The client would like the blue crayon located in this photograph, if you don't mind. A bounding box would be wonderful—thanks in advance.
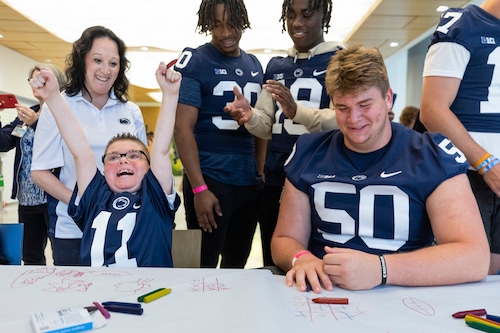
[103,305,144,316]
[487,314,500,324]
[102,301,142,308]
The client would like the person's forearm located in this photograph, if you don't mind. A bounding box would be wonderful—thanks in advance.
[421,106,487,166]
[244,92,275,140]
[31,169,72,204]
[271,235,310,272]
[293,103,338,133]
[174,130,205,188]
[44,94,91,163]
[384,243,488,286]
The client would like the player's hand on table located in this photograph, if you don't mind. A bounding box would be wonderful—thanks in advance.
[285,254,332,294]
[323,247,382,290]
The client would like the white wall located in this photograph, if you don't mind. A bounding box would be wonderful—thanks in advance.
[386,51,408,121]
[0,44,39,102]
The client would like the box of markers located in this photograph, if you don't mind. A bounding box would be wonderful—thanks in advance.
[31,307,92,333]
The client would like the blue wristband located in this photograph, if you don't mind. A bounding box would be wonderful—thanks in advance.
[481,157,500,175]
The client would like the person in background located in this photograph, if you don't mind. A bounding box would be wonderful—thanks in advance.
[30,62,180,267]
[31,26,147,266]
[224,0,344,266]
[399,105,419,128]
[271,45,489,291]
[420,0,500,274]
[388,110,395,121]
[147,131,154,151]
[174,0,265,268]
[0,63,66,265]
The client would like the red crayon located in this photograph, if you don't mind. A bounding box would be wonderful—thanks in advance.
[452,308,487,318]
[312,297,349,305]
[166,59,177,69]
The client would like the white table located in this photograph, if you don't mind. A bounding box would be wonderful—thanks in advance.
[0,265,498,332]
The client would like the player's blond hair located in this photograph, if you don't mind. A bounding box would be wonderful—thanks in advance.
[325,45,390,98]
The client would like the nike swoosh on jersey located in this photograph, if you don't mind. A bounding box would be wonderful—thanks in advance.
[251,71,259,77]
[380,170,402,178]
[313,69,327,76]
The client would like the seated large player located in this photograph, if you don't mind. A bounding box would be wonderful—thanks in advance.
[271,45,489,291]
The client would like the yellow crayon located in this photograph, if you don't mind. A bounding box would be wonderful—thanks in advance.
[142,288,172,303]
[465,314,500,332]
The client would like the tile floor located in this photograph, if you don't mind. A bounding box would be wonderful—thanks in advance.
[0,176,264,269]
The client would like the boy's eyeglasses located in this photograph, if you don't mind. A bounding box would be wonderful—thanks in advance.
[102,150,150,165]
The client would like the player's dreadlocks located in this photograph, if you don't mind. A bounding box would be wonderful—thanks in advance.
[280,0,332,33]
[196,0,251,35]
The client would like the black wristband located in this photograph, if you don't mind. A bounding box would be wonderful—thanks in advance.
[379,255,387,285]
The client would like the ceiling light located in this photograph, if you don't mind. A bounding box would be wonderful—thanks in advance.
[436,6,449,12]
[0,34,3,38]
[389,42,399,48]
[140,46,149,51]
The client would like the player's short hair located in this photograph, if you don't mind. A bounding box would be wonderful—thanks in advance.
[280,0,332,33]
[325,45,390,98]
[196,0,250,34]
[105,133,150,164]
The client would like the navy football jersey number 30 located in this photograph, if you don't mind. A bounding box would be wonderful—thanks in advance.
[176,49,262,131]
[213,80,261,130]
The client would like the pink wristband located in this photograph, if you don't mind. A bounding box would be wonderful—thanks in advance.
[192,184,208,194]
[291,250,311,267]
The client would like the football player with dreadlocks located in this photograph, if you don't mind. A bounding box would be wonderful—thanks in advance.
[224,0,345,266]
[174,0,265,268]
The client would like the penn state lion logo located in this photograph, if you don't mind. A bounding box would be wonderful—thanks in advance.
[112,196,130,210]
